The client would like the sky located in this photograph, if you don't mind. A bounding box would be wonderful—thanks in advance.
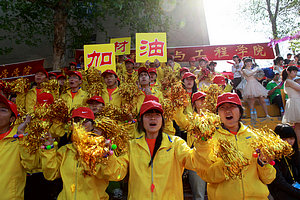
[202,0,290,72]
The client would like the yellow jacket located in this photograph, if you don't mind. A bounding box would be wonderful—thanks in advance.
[61,88,89,113]
[198,123,276,200]
[107,133,210,200]
[174,108,195,147]
[101,87,122,107]
[0,126,39,200]
[25,87,54,113]
[41,144,111,200]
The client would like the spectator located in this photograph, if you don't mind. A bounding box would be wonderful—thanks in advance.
[189,57,197,73]
[282,66,300,145]
[61,71,89,113]
[266,72,284,116]
[208,61,217,74]
[290,53,300,66]
[242,58,270,119]
[274,56,284,74]
[268,124,300,200]
[284,53,293,65]
[232,55,243,99]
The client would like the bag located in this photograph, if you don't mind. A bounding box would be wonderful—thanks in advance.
[236,78,247,91]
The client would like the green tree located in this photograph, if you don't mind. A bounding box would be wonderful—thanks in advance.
[0,0,171,69]
[242,0,299,56]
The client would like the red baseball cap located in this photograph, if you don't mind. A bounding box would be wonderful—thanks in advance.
[57,74,66,80]
[37,93,54,105]
[71,107,95,120]
[143,95,159,103]
[180,67,190,73]
[182,72,196,80]
[138,67,149,76]
[191,91,207,104]
[68,71,82,79]
[216,93,242,109]
[125,59,134,64]
[101,69,117,77]
[49,72,57,78]
[0,94,18,118]
[140,101,163,117]
[86,96,105,105]
[189,57,196,62]
[35,67,49,78]
[148,68,157,74]
[198,57,209,62]
[213,75,226,86]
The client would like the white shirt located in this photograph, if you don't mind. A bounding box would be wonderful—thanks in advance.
[232,62,243,78]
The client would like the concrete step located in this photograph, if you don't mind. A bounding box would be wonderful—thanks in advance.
[242,101,280,118]
[242,117,282,130]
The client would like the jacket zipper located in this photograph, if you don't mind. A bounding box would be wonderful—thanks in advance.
[74,162,78,200]
[151,162,154,200]
[235,135,245,200]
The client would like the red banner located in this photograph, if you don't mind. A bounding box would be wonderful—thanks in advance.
[75,42,275,63]
[168,43,275,62]
[0,59,44,80]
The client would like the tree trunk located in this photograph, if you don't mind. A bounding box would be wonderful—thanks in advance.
[53,1,68,70]
[271,20,280,56]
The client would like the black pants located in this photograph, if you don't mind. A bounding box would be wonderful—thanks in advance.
[271,95,284,115]
[25,173,62,200]
[232,77,242,99]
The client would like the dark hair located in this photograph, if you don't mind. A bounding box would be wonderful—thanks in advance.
[281,66,298,81]
[182,80,198,95]
[242,58,252,69]
[232,55,239,59]
[138,110,165,167]
[274,124,299,160]
[275,56,284,65]
[287,53,292,56]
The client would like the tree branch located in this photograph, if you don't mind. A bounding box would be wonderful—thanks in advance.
[274,0,280,20]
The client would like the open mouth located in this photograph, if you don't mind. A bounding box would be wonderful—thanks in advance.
[225,116,233,120]
[149,123,157,127]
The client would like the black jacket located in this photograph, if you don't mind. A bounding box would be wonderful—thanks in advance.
[268,154,300,200]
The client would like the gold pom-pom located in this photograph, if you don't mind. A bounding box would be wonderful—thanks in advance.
[98,104,134,123]
[86,66,104,96]
[94,117,129,156]
[249,126,294,161]
[159,66,180,93]
[186,111,221,141]
[6,78,30,94]
[72,123,110,175]
[46,99,69,123]
[41,79,60,98]
[201,84,223,113]
[24,119,51,154]
[214,138,250,180]
[161,82,188,120]
[119,73,140,102]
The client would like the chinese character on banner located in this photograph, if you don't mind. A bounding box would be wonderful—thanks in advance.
[110,37,131,55]
[194,49,206,60]
[23,66,32,75]
[174,51,186,61]
[0,69,8,78]
[235,45,248,58]
[12,68,20,77]
[136,33,167,63]
[253,45,266,57]
[214,47,229,58]
[84,44,116,72]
